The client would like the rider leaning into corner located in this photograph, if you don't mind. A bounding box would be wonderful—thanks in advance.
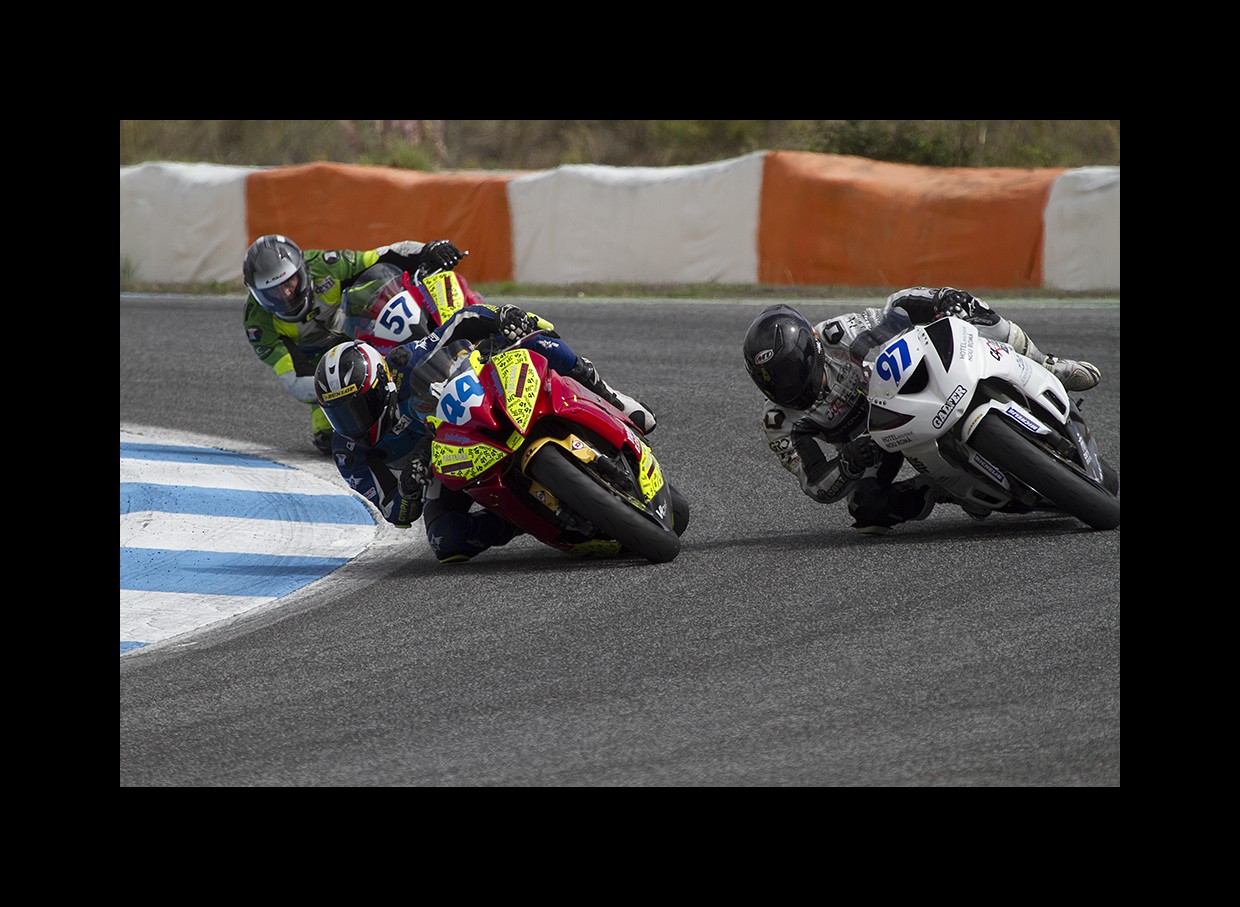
[742,286,1103,535]
[242,234,472,456]
[314,303,659,563]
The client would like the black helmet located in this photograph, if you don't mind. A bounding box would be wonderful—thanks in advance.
[243,234,314,322]
[742,304,826,410]
[314,341,398,446]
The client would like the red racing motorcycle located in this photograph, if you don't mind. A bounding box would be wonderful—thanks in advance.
[410,333,689,563]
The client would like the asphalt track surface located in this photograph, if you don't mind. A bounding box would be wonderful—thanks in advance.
[119,293,1121,787]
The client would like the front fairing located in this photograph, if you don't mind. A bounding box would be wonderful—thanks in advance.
[858,310,973,447]
[860,311,1071,446]
[340,264,429,354]
[408,267,473,328]
[422,343,557,488]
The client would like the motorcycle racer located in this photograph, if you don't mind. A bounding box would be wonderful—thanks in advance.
[242,233,466,456]
[314,303,658,563]
[742,287,1102,534]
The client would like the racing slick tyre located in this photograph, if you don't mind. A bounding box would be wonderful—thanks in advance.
[970,414,1120,530]
[527,445,681,563]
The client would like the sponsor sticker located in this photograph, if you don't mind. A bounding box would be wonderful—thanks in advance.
[973,453,1005,484]
[1005,406,1042,432]
[933,384,968,429]
[323,383,358,401]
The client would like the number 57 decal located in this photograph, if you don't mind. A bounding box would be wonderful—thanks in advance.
[378,294,417,337]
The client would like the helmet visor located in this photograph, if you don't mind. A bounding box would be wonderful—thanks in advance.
[322,380,390,440]
[761,357,820,409]
[251,264,311,321]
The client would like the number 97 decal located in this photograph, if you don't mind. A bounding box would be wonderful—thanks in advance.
[876,338,912,383]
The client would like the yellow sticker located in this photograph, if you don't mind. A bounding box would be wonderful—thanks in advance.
[636,441,665,500]
[491,349,541,433]
[322,383,358,401]
[431,439,509,481]
[421,270,467,323]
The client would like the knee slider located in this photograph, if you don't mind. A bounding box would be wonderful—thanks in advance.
[425,511,475,562]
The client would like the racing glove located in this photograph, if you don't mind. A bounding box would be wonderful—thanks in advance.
[420,239,463,272]
[932,287,975,318]
[394,439,432,527]
[497,304,553,343]
[934,287,999,326]
[837,435,885,479]
[399,439,433,500]
[386,345,411,370]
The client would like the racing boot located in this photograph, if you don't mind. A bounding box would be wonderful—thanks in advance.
[568,355,657,435]
[1005,323,1100,393]
[849,476,937,534]
[1043,355,1101,392]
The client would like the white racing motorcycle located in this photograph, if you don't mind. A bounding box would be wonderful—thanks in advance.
[854,309,1120,530]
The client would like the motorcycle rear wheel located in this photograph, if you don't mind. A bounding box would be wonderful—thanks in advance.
[970,414,1120,530]
[527,445,681,563]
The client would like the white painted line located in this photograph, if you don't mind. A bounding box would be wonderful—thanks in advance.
[119,424,399,656]
[121,589,277,647]
[120,510,375,557]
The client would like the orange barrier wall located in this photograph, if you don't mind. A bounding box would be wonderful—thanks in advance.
[246,163,521,283]
[758,152,1066,289]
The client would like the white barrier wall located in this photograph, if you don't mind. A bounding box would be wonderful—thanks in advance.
[120,162,256,284]
[507,152,765,284]
[1042,167,1121,292]
[119,158,1119,291]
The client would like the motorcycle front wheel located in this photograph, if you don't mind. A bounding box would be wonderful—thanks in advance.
[969,414,1120,530]
[527,445,682,563]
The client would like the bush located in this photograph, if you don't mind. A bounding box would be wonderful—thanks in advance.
[120,120,1120,171]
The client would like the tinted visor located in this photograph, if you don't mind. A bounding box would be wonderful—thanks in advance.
[324,381,389,440]
[252,263,311,321]
[758,360,819,409]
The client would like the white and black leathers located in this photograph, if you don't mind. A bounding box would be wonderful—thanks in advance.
[758,287,1026,504]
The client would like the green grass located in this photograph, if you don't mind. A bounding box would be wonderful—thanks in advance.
[120,278,1115,301]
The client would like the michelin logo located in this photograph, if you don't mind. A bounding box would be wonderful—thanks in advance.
[1004,406,1042,433]
[973,453,1005,484]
